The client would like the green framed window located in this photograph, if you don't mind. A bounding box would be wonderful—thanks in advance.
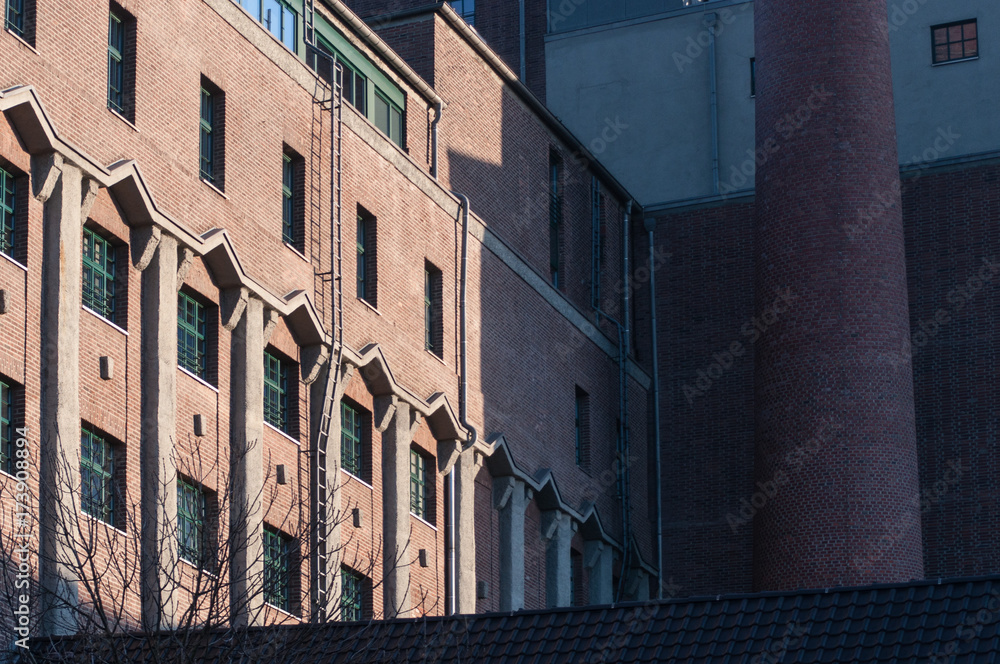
[0,379,13,475]
[409,449,428,520]
[341,566,365,621]
[107,10,126,115]
[263,526,291,612]
[199,86,215,182]
[373,92,403,148]
[83,227,117,321]
[449,0,474,26]
[341,401,364,479]
[282,154,294,244]
[81,426,115,524]
[0,166,15,258]
[264,350,288,433]
[5,0,25,39]
[239,0,297,51]
[549,156,562,287]
[177,478,206,565]
[177,291,207,379]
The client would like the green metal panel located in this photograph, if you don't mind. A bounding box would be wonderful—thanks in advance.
[315,14,405,109]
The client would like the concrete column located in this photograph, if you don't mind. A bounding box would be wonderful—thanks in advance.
[454,448,479,613]
[541,510,574,608]
[584,540,613,605]
[138,233,178,631]
[378,396,412,618]
[493,476,528,611]
[34,154,83,636]
[229,295,265,627]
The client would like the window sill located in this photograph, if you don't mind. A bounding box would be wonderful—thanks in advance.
[200,178,229,200]
[358,298,381,316]
[179,556,219,579]
[426,349,446,366]
[410,512,438,531]
[265,602,302,621]
[932,56,979,66]
[5,28,38,55]
[0,251,27,272]
[107,107,139,132]
[82,305,129,336]
[340,467,374,491]
[283,242,309,263]
[178,366,219,392]
[265,421,300,446]
[82,511,126,536]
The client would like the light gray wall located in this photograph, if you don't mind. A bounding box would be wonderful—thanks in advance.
[545,0,999,207]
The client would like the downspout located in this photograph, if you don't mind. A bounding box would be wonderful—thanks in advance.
[431,101,443,179]
[448,193,479,616]
[623,201,632,356]
[706,12,720,194]
[645,216,664,598]
[519,0,527,82]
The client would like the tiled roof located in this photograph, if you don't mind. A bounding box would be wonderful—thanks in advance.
[28,575,1000,663]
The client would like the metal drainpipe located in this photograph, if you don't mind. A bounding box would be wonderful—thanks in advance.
[431,102,443,179]
[706,12,720,194]
[448,193,479,616]
[645,216,664,597]
[623,200,632,356]
[519,0,527,82]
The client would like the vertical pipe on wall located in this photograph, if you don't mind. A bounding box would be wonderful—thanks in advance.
[706,12,720,194]
[519,0,527,82]
[645,216,664,598]
[431,101,443,179]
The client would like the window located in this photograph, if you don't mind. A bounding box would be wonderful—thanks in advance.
[178,291,207,379]
[549,154,562,288]
[373,91,403,148]
[264,349,289,433]
[0,166,14,259]
[5,0,32,44]
[263,525,292,612]
[449,0,474,26]
[341,400,365,480]
[107,5,135,121]
[338,55,367,115]
[0,379,13,475]
[424,262,443,357]
[82,227,117,322]
[575,387,590,470]
[933,20,978,64]
[356,208,377,306]
[81,426,115,524]
[177,478,206,566]
[237,0,297,51]
[750,57,756,97]
[199,79,225,189]
[410,448,429,521]
[571,549,583,606]
[341,566,367,621]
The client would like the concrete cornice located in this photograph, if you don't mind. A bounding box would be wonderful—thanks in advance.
[0,84,329,349]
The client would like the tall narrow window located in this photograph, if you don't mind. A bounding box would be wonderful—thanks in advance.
[199,79,225,188]
[750,57,756,97]
[81,426,115,524]
[932,20,978,64]
[341,566,366,621]
[5,0,31,43]
[263,526,292,612]
[281,148,304,251]
[356,209,377,306]
[177,478,206,566]
[83,227,117,322]
[549,154,562,288]
[571,549,584,606]
[575,387,590,471]
[107,6,135,121]
[410,448,429,521]
[424,262,443,357]
[264,349,289,433]
[0,379,13,475]
[341,400,365,480]
[178,291,207,379]
[0,166,14,259]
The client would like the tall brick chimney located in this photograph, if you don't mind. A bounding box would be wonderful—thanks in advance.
[752,0,924,590]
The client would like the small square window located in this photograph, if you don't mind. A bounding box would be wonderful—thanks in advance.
[282,148,304,251]
[932,20,978,64]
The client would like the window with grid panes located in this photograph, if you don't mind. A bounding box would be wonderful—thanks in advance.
[263,526,291,611]
[178,292,207,378]
[237,0,297,51]
[83,228,116,321]
[341,401,364,479]
[410,449,428,520]
[341,566,365,621]
[5,0,26,39]
[0,379,12,475]
[177,478,206,565]
[107,10,126,115]
[0,166,15,258]
[264,350,289,433]
[282,154,295,244]
[199,86,216,183]
[933,20,978,64]
[81,427,115,524]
